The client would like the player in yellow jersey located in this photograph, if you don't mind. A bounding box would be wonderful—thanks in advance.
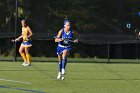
[15,20,33,66]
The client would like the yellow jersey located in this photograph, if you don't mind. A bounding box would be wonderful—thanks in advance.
[22,26,30,42]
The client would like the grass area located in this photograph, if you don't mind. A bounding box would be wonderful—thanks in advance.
[0,61,140,93]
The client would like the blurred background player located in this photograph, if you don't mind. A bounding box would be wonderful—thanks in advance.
[15,20,33,66]
[55,20,79,80]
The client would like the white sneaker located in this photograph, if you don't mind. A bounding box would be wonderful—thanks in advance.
[61,76,65,80]
[57,72,62,80]
[61,69,66,75]
[22,62,28,66]
[23,63,31,66]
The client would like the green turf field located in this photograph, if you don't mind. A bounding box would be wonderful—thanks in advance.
[0,61,140,93]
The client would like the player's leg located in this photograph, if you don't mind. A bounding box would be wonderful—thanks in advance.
[61,50,69,75]
[19,45,27,65]
[24,47,31,66]
[58,55,62,72]
[57,55,62,79]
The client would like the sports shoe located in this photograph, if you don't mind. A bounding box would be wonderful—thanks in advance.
[22,62,28,66]
[57,72,62,80]
[23,63,31,66]
[61,69,66,75]
[61,76,65,80]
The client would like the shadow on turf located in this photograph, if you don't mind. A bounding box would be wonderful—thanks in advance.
[0,85,47,93]
[0,59,140,64]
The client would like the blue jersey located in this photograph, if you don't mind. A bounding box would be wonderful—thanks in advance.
[58,29,73,46]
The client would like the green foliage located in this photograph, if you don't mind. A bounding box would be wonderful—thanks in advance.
[0,0,140,58]
[8,48,15,57]
[0,0,139,32]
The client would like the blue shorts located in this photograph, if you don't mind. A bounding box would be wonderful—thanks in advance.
[21,40,32,47]
[57,45,72,55]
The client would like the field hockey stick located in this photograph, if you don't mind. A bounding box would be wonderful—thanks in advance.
[54,36,75,43]
[11,38,21,43]
[11,39,16,42]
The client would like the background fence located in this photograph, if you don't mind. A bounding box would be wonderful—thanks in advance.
[0,0,140,63]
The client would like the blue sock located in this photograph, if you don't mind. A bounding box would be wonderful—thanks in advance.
[58,62,62,72]
[62,58,67,69]
[64,58,67,69]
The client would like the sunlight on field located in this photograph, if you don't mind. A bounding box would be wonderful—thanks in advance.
[0,62,139,93]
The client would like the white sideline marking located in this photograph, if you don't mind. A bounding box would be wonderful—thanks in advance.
[0,79,32,84]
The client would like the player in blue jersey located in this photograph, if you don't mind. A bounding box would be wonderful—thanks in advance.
[55,20,79,80]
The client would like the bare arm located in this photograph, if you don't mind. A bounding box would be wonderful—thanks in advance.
[55,29,63,42]
[138,31,140,35]
[73,31,80,43]
[27,26,33,38]
[15,35,23,41]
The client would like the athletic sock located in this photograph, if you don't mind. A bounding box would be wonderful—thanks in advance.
[62,58,66,69]
[64,58,67,69]
[26,53,31,64]
[58,62,62,72]
[20,53,27,62]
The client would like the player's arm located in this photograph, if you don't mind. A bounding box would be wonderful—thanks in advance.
[73,31,80,43]
[55,29,63,42]
[15,35,23,42]
[27,26,33,38]
[138,31,140,36]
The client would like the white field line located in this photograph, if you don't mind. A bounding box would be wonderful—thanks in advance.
[0,79,33,84]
